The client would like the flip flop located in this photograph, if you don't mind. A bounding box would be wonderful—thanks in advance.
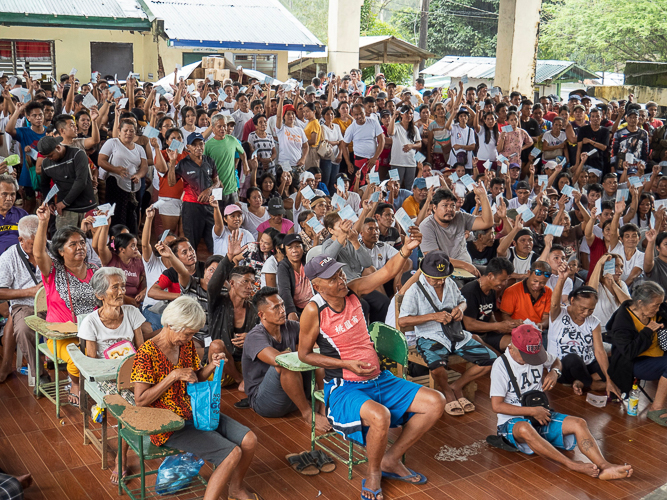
[381,467,427,485]
[110,469,128,485]
[68,393,80,408]
[458,397,475,413]
[486,435,518,452]
[361,479,382,500]
[647,409,667,427]
[310,450,336,473]
[285,452,319,476]
[445,400,464,416]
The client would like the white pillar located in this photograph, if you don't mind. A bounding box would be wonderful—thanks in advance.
[494,0,543,96]
[413,63,420,85]
[328,0,363,76]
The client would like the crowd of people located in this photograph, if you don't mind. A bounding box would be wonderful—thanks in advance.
[2,64,667,499]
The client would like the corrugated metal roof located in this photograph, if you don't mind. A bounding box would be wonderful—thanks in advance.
[143,0,323,50]
[1,0,147,18]
[423,56,598,84]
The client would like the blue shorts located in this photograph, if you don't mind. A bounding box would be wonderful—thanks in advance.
[497,412,576,455]
[324,370,421,446]
[416,337,497,371]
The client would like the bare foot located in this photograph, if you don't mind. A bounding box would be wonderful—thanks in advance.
[0,367,11,383]
[228,487,255,500]
[16,474,32,490]
[573,380,584,396]
[569,461,599,477]
[310,413,332,432]
[238,380,245,393]
[380,457,422,484]
[599,464,633,480]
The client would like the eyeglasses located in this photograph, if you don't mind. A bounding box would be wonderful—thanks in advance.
[532,269,552,278]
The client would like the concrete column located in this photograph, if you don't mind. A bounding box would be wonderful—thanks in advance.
[494,0,542,96]
[328,0,363,76]
[413,63,420,85]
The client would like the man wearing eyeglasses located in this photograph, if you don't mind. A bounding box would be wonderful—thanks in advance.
[500,261,553,334]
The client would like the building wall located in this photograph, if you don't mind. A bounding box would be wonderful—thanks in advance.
[2,26,290,82]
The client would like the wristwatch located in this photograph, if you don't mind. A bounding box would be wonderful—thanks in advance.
[552,368,562,377]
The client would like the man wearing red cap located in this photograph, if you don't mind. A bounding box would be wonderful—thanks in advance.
[490,324,633,480]
[299,228,445,499]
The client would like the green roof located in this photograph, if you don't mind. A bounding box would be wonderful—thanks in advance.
[0,0,152,30]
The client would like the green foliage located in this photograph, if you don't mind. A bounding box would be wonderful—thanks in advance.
[538,0,667,72]
[277,0,328,43]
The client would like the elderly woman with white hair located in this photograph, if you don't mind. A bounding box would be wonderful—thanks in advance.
[130,296,259,500]
[78,267,150,484]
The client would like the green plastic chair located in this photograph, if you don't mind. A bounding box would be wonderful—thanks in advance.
[313,321,408,479]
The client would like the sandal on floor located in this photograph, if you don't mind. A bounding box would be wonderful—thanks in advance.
[110,469,128,485]
[647,409,667,427]
[361,479,382,500]
[286,452,320,475]
[444,400,464,416]
[486,435,518,452]
[458,397,475,413]
[381,467,427,484]
[309,450,336,473]
[68,393,80,408]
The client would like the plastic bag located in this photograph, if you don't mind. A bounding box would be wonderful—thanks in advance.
[187,361,223,431]
[155,453,204,495]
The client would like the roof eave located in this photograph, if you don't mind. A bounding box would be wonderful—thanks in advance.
[0,12,151,30]
[168,39,325,53]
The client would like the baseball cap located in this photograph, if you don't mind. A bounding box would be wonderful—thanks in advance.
[377,92,388,99]
[301,171,315,182]
[544,160,558,170]
[546,187,559,198]
[419,251,454,279]
[386,82,397,89]
[412,177,427,189]
[568,94,582,101]
[516,181,530,191]
[37,136,63,156]
[225,115,236,124]
[223,204,242,216]
[283,233,303,247]
[509,162,521,170]
[304,255,345,281]
[267,197,285,216]
[511,324,547,365]
[380,110,391,117]
[305,85,316,95]
[627,167,638,175]
[186,132,204,145]
[626,109,639,117]
[282,104,296,116]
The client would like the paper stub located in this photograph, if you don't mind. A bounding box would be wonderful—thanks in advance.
[530,147,541,158]
[545,224,564,237]
[502,125,513,133]
[26,148,38,161]
[118,98,128,109]
[461,75,468,84]
[425,176,440,189]
[615,188,629,202]
[561,185,575,197]
[595,198,602,213]
[169,140,185,154]
[533,157,541,166]
[92,215,108,228]
[625,152,635,164]
[70,68,78,75]
[538,175,548,186]
[450,172,459,183]
[281,164,292,173]
[331,193,346,210]
[497,154,508,163]
[389,169,400,181]
[368,172,380,185]
[44,184,59,204]
[212,188,223,200]
[202,95,212,106]
[587,148,598,157]
[394,208,414,233]
[603,260,615,275]
[370,191,380,202]
[300,186,316,200]
[109,86,122,98]
[460,174,476,192]
[175,64,182,70]
[586,392,607,408]
[338,205,358,223]
[143,126,160,139]
[483,160,492,170]
[500,163,508,174]
[159,229,170,243]
[337,177,346,193]
[307,216,325,234]
[629,176,643,188]
[82,92,98,109]
[414,151,426,163]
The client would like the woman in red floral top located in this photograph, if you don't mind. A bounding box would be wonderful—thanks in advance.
[131,296,259,500]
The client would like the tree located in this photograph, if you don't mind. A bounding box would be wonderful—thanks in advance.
[538,0,667,72]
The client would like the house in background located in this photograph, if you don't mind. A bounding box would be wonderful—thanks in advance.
[0,0,324,83]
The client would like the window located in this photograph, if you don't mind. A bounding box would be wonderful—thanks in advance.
[233,54,276,77]
[0,40,54,79]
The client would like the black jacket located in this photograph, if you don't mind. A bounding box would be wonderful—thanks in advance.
[277,258,300,316]
[207,255,258,359]
[606,300,667,394]
[40,145,97,212]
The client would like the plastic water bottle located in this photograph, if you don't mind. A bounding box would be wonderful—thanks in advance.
[627,384,640,416]
[91,404,104,423]
[19,366,29,376]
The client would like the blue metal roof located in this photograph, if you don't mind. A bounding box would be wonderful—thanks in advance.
[143,0,324,52]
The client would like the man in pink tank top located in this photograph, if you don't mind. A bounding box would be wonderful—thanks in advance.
[299,228,445,500]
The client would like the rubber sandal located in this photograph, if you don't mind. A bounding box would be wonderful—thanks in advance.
[234,398,251,409]
[457,397,475,413]
[381,467,427,485]
[285,452,320,476]
[68,393,80,408]
[486,435,518,452]
[110,469,128,485]
[361,479,382,500]
[445,400,464,416]
[310,450,336,473]
[647,409,667,427]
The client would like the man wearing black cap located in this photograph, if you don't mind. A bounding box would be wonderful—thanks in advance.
[299,228,446,498]
[497,218,538,280]
[490,324,632,479]
[168,132,220,254]
[399,251,497,416]
[548,263,620,398]
[38,136,97,229]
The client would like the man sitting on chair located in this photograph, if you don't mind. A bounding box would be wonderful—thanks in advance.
[242,287,331,431]
[299,228,445,500]
[398,251,497,417]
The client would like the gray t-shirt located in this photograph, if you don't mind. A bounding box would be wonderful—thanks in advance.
[645,255,667,291]
[241,320,300,404]
[419,212,476,262]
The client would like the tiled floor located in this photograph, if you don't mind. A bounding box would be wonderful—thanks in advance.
[0,362,665,500]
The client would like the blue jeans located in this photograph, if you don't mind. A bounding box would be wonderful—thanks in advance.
[142,305,163,330]
[322,160,340,195]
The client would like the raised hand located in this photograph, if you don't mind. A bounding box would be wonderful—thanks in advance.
[227,229,243,258]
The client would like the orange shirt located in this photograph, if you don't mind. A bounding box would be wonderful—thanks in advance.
[158,150,187,199]
[500,280,552,325]
[401,195,420,218]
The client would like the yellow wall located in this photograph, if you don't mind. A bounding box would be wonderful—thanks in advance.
[2,25,290,82]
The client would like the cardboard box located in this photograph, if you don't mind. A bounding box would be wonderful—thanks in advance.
[190,67,205,79]
[202,57,225,70]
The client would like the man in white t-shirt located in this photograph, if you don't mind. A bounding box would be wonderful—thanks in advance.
[489,324,632,480]
[342,104,384,181]
[538,238,573,303]
[232,93,254,140]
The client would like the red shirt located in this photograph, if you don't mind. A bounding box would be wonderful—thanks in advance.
[544,112,558,122]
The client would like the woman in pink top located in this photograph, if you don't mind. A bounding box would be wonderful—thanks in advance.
[34,204,99,407]
[496,110,533,164]
[256,197,295,235]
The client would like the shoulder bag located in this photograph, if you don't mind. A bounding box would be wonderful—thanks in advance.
[500,354,551,427]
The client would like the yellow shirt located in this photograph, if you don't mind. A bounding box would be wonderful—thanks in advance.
[629,309,663,357]
[402,195,421,218]
[304,119,322,148]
